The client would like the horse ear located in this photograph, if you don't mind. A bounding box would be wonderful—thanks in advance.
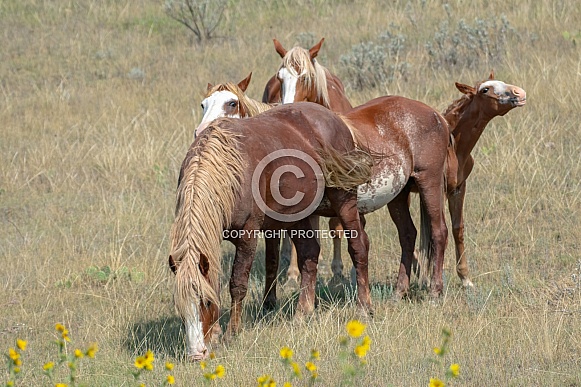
[309,38,325,59]
[488,70,495,80]
[237,72,252,92]
[273,38,287,58]
[199,253,210,276]
[207,83,213,92]
[168,255,177,274]
[455,82,475,95]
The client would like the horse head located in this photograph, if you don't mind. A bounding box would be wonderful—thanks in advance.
[455,71,527,117]
[195,73,253,136]
[274,38,330,106]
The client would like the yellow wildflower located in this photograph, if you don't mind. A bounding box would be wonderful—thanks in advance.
[290,361,301,377]
[134,356,145,369]
[283,383,292,387]
[305,361,317,372]
[165,361,174,371]
[346,320,366,338]
[310,349,320,360]
[86,343,98,358]
[429,378,445,387]
[200,361,207,370]
[14,358,22,366]
[8,348,19,361]
[16,339,27,351]
[55,384,68,387]
[433,347,442,355]
[13,367,20,374]
[354,343,369,358]
[6,381,14,387]
[279,346,293,360]
[74,349,84,358]
[209,352,216,360]
[43,361,55,371]
[449,363,460,377]
[166,375,175,385]
[215,364,225,378]
[144,362,153,371]
[55,323,66,332]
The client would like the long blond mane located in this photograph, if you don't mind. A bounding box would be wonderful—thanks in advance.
[206,83,272,117]
[280,46,331,108]
[169,123,244,318]
[442,94,472,132]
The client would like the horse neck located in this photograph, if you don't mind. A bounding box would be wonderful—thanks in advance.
[241,94,273,117]
[444,96,494,166]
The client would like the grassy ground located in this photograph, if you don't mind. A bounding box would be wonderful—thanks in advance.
[1,0,580,385]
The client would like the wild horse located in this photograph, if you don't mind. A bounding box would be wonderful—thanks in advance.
[168,102,373,361]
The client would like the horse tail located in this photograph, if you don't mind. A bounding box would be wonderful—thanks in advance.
[418,112,449,288]
[169,122,244,319]
[317,117,375,192]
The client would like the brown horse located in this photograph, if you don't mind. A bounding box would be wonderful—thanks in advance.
[271,37,527,289]
[263,39,355,286]
[168,102,373,361]
[270,38,451,299]
[441,71,526,286]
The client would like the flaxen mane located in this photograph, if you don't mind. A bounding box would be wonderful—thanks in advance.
[280,46,331,108]
[169,123,244,318]
[206,83,272,117]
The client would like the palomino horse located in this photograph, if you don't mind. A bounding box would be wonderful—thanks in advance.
[168,102,373,361]
[263,38,355,286]
[270,38,452,299]
[271,37,527,289]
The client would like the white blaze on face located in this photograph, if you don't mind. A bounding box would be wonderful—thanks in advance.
[185,302,208,361]
[195,90,239,136]
[278,67,300,104]
[478,80,508,96]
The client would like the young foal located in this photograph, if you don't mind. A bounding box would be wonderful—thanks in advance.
[441,71,526,286]
[169,102,373,361]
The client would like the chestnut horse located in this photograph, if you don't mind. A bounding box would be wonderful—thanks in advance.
[168,102,373,361]
[271,37,527,289]
[269,38,452,299]
[441,72,526,286]
[263,39,355,286]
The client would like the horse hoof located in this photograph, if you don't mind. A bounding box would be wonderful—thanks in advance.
[462,278,474,287]
[282,278,300,294]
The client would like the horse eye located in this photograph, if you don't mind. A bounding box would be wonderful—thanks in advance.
[228,101,237,107]
[480,87,489,93]
[201,103,205,110]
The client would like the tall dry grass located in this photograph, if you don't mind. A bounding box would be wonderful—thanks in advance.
[1,0,580,385]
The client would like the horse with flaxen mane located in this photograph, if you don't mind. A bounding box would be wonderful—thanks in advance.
[168,102,374,361]
[268,38,453,299]
[270,37,527,292]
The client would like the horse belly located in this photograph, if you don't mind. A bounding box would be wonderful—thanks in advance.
[357,166,406,214]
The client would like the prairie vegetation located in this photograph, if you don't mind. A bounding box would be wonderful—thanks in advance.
[1,0,580,385]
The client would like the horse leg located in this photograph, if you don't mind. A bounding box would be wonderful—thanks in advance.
[388,186,417,300]
[225,232,258,340]
[291,219,321,316]
[263,235,280,311]
[329,217,345,279]
[448,181,473,287]
[328,190,372,314]
[281,234,300,289]
[415,175,448,297]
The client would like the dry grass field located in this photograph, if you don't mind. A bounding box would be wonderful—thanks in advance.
[1,0,580,385]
